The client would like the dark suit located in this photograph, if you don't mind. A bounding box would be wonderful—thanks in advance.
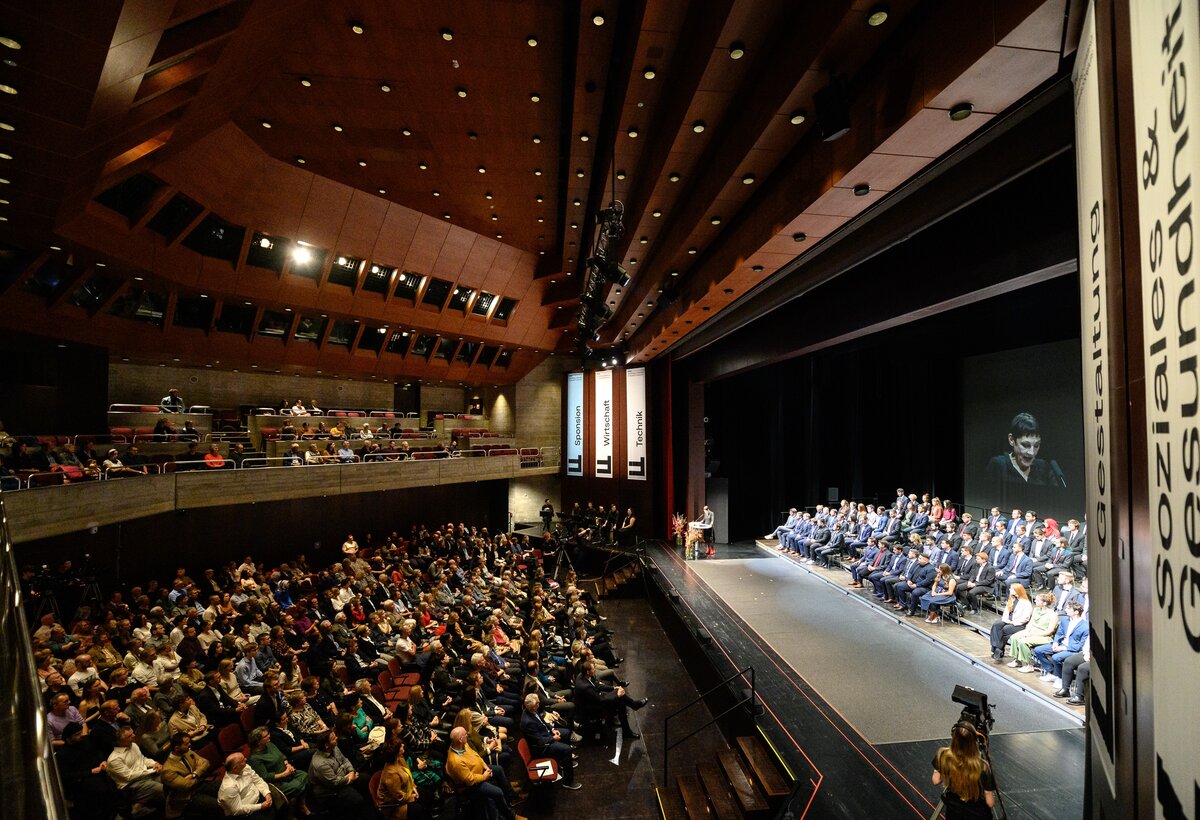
[519,709,574,784]
[573,674,637,731]
[800,526,830,560]
[254,689,288,728]
[1034,545,1080,589]
[897,562,939,614]
[958,520,980,539]
[868,552,905,596]
[197,684,241,727]
[956,562,997,611]
[883,557,919,602]
[997,553,1033,596]
[851,545,884,583]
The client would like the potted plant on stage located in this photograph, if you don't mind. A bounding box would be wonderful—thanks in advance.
[672,513,687,552]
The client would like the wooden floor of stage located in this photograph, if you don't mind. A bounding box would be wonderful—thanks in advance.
[646,540,1085,820]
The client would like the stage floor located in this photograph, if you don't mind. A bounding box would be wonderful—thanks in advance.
[648,541,1085,820]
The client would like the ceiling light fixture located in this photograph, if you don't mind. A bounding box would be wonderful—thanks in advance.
[440,28,454,40]
[296,156,306,164]
[432,190,440,196]
[742,173,756,184]
[96,262,106,267]
[401,128,412,136]
[333,124,343,132]
[477,166,486,173]
[626,127,639,138]
[867,5,889,26]
[948,102,974,121]
[378,188,386,194]
[258,237,272,249]
[292,246,312,264]
[793,231,807,241]
[592,11,605,25]
[691,120,707,133]
[532,134,541,143]
[443,213,451,219]
[350,21,365,34]
[535,195,544,202]
[639,236,648,244]
[652,209,662,218]
[728,41,746,60]
[467,131,477,139]
[643,66,656,80]
[710,216,721,225]
[357,159,367,166]
[418,162,428,170]
[0,153,12,160]
[853,183,871,196]
[0,37,21,50]
[0,122,12,131]
[300,77,312,87]
[752,264,764,272]
[575,169,585,178]
[530,92,541,102]
[455,86,467,97]
[379,82,391,92]
[616,170,626,180]
[687,247,697,255]
[668,172,681,182]
[579,131,590,142]
[533,168,542,176]
[527,35,538,47]
[789,109,807,125]
[485,192,493,200]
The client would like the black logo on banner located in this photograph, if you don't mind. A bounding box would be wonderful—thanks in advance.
[628,457,645,478]
[567,455,582,474]
[596,456,612,476]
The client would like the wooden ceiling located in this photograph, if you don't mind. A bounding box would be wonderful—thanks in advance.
[0,0,1079,384]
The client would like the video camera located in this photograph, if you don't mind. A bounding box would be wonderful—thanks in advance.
[951,684,995,736]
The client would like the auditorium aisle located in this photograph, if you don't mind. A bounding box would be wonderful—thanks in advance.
[649,542,1084,820]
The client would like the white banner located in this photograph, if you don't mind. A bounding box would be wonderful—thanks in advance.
[625,367,647,480]
[594,369,613,478]
[1130,0,1200,815]
[1072,1,1117,797]
[566,372,584,477]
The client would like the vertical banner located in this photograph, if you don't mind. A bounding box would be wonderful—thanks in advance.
[594,369,613,478]
[566,372,584,477]
[625,367,648,480]
[1130,0,1200,815]
[1072,0,1117,798]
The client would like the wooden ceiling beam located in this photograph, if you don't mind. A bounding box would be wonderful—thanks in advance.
[206,297,222,335]
[130,185,179,232]
[166,206,210,249]
[47,263,95,311]
[247,304,264,341]
[282,311,301,346]
[348,322,366,355]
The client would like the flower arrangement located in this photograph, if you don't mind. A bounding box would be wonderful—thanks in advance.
[671,513,687,542]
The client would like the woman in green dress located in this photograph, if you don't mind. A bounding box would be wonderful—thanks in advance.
[247,726,310,814]
[1007,591,1058,672]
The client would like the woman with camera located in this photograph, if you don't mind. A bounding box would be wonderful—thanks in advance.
[932,721,997,819]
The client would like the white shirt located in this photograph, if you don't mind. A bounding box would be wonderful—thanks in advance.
[68,667,100,697]
[107,744,156,787]
[218,767,271,814]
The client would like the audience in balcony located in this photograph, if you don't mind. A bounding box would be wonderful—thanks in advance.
[160,389,185,414]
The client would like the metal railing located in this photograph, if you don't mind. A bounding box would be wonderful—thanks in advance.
[0,492,69,818]
[663,664,757,781]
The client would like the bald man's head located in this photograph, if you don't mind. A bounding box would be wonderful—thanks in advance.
[449,726,467,747]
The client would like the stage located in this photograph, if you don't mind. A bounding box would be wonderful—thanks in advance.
[645,540,1085,819]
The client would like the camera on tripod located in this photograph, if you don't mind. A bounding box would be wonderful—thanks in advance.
[952,684,995,737]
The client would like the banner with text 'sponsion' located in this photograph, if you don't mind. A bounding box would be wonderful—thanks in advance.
[566,372,584,477]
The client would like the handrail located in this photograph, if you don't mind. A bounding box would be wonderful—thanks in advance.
[0,491,70,819]
[663,664,757,781]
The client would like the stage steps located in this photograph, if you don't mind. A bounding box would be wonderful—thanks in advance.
[659,735,789,819]
[592,560,642,599]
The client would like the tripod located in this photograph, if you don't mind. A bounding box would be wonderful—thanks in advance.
[31,588,61,623]
[73,576,105,622]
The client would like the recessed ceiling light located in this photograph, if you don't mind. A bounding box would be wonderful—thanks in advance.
[853,183,871,196]
[537,216,544,223]
[199,293,208,298]
[752,264,764,272]
[0,121,14,131]
[495,233,503,239]
[579,131,590,142]
[592,12,605,25]
[570,223,578,229]
[0,198,8,205]
[379,82,391,93]
[533,168,543,176]
[789,109,807,125]
[300,77,312,87]
[742,173,756,184]
[0,153,12,160]
[332,124,343,132]
[418,162,428,170]
[692,120,706,133]
[572,198,581,207]
[258,237,272,248]
[652,209,662,218]
[627,127,639,138]
[616,170,626,180]
[793,232,807,242]
[639,236,648,244]
[443,213,451,219]
[477,166,486,174]
[432,190,440,196]
[491,214,498,221]
[0,83,19,95]
[532,134,542,144]
[49,244,61,250]
[687,247,697,255]
[296,156,306,164]
[729,41,746,60]
[949,102,974,121]
[710,216,721,225]
[378,188,386,194]
[244,300,252,305]
[456,87,467,98]
[0,178,8,183]
[467,131,478,140]
[668,172,681,182]
[440,28,454,41]
[535,195,544,202]
[575,169,585,178]
[357,159,367,167]
[131,274,141,279]
[643,66,656,80]
[0,37,21,50]
[527,35,538,47]
[95,262,106,267]
[485,192,493,200]
[530,92,541,102]
[867,5,889,26]
[401,128,412,136]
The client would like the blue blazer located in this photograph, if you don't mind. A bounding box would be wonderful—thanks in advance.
[909,513,929,532]
[990,547,1014,572]
[1007,554,1033,582]
[858,545,882,565]
[1053,618,1090,652]
[909,563,938,589]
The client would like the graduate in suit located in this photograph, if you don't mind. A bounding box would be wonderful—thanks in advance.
[895,554,939,616]
[956,553,997,614]
[849,539,884,586]
[995,543,1033,597]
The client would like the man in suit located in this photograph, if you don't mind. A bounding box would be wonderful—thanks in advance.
[957,553,997,613]
[879,511,903,546]
[799,522,831,563]
[1065,518,1087,552]
[849,539,884,586]
[953,546,977,583]
[254,677,289,728]
[957,513,980,540]
[1028,525,1053,564]
[1050,573,1084,617]
[995,542,1033,597]
[987,508,1003,531]
[987,537,1014,574]
[902,505,930,539]
[766,508,800,541]
[879,547,919,602]
[573,662,647,739]
[1011,524,1032,553]
[846,518,872,558]
[1034,537,1080,589]
[197,671,245,728]
[1004,510,1023,546]
[896,554,938,616]
[161,732,221,818]
[816,524,848,567]
[868,544,907,596]
[520,694,580,789]
[1033,601,1089,686]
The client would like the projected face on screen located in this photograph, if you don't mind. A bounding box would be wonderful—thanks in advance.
[984,412,1065,490]
[1007,413,1042,474]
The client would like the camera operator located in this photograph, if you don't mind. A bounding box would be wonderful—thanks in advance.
[931,721,996,819]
